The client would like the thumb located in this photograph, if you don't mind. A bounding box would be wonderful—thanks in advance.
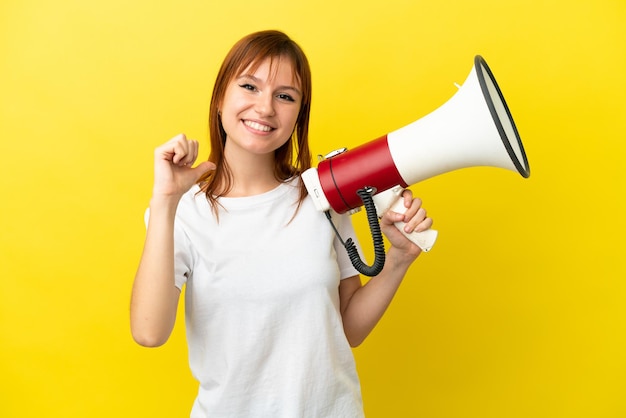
[191,160,216,178]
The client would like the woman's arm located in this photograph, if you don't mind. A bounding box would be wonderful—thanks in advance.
[339,189,432,347]
[130,196,182,347]
[130,134,214,347]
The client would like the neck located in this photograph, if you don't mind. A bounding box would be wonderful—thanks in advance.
[223,148,280,197]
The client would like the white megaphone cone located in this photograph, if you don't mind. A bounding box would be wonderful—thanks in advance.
[388,56,529,184]
[302,56,530,276]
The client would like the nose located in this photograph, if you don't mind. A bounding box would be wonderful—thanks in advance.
[254,93,275,117]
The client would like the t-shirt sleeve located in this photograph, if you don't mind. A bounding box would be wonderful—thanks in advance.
[144,208,192,290]
[331,212,363,280]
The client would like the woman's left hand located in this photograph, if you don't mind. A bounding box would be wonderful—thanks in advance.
[379,189,433,259]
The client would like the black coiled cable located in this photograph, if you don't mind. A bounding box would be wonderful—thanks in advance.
[325,187,386,277]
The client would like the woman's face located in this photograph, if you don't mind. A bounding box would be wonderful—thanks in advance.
[220,56,302,160]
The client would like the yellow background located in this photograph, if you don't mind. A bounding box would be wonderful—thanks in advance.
[1,0,625,417]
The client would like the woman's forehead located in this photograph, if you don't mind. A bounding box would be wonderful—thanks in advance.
[237,55,301,87]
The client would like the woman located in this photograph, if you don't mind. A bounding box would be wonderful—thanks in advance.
[130,30,432,417]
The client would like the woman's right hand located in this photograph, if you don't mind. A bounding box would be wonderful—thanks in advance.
[152,133,216,200]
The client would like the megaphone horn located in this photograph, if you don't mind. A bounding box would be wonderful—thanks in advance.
[302,55,530,276]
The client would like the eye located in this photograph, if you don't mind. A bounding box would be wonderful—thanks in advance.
[276,93,295,102]
[238,83,257,92]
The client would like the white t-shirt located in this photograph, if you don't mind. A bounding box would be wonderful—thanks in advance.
[166,178,364,417]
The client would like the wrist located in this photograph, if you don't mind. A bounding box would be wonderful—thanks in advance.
[149,194,182,212]
[386,245,420,271]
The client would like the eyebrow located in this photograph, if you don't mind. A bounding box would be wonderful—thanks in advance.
[237,74,302,96]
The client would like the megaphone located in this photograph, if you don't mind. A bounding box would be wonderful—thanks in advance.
[302,55,530,276]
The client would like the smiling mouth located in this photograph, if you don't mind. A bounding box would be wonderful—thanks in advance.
[243,120,274,132]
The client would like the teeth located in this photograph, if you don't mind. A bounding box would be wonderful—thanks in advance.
[244,120,272,132]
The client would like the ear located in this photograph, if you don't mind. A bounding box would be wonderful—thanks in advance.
[215,97,223,116]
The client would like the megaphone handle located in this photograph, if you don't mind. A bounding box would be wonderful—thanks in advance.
[388,192,438,252]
